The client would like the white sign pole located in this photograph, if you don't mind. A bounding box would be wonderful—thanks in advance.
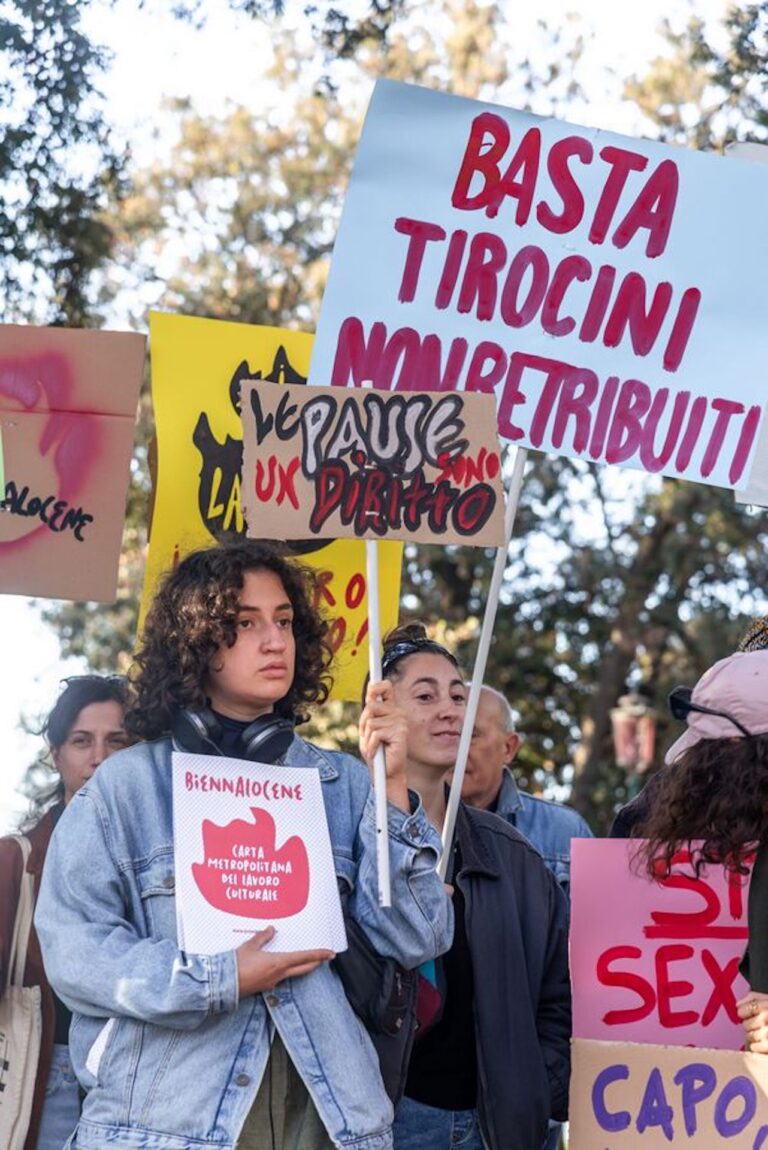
[358,378,392,907]
[438,445,529,878]
[366,537,392,907]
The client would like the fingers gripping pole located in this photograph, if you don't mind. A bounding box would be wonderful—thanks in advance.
[438,447,529,879]
[366,538,392,907]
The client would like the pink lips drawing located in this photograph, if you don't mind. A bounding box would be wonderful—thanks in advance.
[0,351,98,550]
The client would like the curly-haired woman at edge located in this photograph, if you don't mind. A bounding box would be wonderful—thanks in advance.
[633,649,768,1056]
[35,539,453,1150]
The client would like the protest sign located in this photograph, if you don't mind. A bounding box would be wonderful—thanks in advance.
[309,79,768,490]
[724,145,768,508]
[0,324,145,600]
[735,407,768,507]
[569,1038,768,1149]
[172,752,346,954]
[571,839,752,1049]
[144,312,402,700]
[240,380,505,545]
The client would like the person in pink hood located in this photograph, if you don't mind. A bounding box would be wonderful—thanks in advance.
[629,649,768,1053]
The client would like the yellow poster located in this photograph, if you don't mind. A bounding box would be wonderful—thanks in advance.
[143,312,402,700]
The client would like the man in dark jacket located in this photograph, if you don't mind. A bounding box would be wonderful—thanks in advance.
[457,684,587,1150]
[396,800,571,1150]
[453,803,570,1149]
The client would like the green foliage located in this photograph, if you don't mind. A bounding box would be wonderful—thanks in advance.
[626,3,768,148]
[400,454,768,832]
[26,0,768,833]
[0,0,123,323]
[160,0,406,61]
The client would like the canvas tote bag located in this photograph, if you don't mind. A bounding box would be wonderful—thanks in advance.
[0,835,43,1150]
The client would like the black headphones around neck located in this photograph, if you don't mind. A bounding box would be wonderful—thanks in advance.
[170,706,295,764]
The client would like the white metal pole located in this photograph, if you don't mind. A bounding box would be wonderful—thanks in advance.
[438,446,529,878]
[366,537,392,907]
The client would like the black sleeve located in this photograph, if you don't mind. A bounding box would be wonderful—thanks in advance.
[742,840,768,992]
[536,879,572,1122]
[609,771,666,838]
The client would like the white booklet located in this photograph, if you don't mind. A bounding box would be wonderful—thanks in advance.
[172,751,347,955]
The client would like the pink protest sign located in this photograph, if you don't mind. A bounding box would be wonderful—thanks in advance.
[0,324,145,600]
[570,839,753,1049]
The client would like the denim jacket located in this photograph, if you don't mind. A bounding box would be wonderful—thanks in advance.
[35,735,452,1150]
[494,769,593,896]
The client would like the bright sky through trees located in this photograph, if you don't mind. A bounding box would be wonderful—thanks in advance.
[0,0,731,830]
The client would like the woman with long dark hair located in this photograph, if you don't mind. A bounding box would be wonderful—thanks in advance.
[634,649,768,1051]
[0,674,130,1150]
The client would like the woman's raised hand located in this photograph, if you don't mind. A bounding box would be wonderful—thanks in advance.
[359,679,411,812]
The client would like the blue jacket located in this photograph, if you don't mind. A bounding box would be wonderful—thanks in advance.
[494,769,593,894]
[35,735,453,1150]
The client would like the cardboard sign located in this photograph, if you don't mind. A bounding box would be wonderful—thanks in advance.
[570,1038,768,1149]
[241,380,505,545]
[570,839,752,1049]
[172,752,346,954]
[309,79,768,490]
[143,312,403,700]
[0,324,145,600]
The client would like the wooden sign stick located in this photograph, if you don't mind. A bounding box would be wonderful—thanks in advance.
[357,378,392,907]
[438,445,529,878]
[366,536,392,907]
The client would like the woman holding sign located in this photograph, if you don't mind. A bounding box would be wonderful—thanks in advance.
[360,624,571,1150]
[35,540,452,1150]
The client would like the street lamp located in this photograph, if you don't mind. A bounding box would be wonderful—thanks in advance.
[610,690,657,776]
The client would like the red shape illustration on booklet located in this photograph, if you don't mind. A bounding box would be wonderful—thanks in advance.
[192,807,310,918]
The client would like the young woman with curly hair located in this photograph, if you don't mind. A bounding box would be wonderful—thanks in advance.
[35,540,452,1150]
[633,650,768,1056]
[126,539,332,740]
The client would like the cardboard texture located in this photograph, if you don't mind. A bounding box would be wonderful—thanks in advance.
[570,839,752,1049]
[0,324,145,601]
[241,380,506,546]
[570,1038,768,1148]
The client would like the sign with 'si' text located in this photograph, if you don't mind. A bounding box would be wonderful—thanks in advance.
[240,380,506,546]
[570,839,753,1050]
[309,79,768,490]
